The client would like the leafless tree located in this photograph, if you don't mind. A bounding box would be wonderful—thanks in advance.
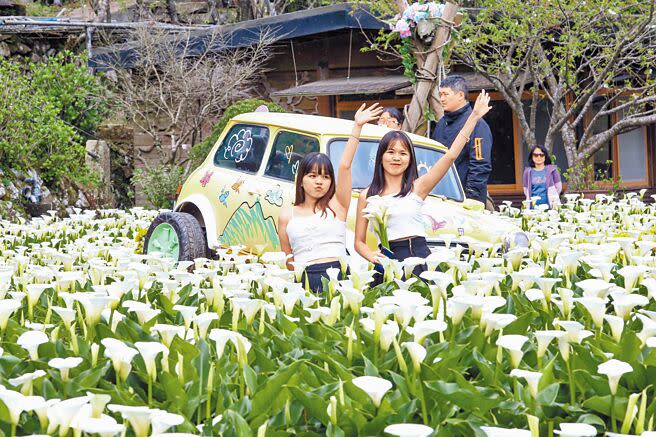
[100,26,273,170]
[456,0,656,185]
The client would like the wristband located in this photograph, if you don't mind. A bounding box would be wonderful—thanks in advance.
[457,132,470,142]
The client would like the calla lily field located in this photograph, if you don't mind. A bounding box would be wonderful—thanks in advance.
[4,194,656,436]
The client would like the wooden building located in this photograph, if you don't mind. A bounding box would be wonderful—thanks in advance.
[91,3,656,200]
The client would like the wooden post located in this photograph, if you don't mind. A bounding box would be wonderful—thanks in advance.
[402,1,459,134]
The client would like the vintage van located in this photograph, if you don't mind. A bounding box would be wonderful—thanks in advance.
[143,112,528,261]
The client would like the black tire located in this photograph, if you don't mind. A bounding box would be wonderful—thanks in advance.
[144,212,208,262]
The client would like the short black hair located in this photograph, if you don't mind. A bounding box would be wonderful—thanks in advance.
[528,144,552,167]
[382,107,404,125]
[440,75,469,99]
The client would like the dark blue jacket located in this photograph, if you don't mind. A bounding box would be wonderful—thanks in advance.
[431,104,493,203]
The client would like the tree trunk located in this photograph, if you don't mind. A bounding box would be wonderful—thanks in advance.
[167,0,179,24]
[402,2,458,134]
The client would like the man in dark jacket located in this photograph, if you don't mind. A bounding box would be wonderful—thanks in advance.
[431,75,493,203]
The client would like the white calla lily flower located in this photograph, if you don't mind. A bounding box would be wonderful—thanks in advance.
[496,335,528,368]
[509,369,542,398]
[553,422,597,436]
[17,330,49,360]
[597,358,633,395]
[384,423,434,437]
[351,376,393,407]
[48,357,83,381]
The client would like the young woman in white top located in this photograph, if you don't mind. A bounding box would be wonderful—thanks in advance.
[354,91,492,279]
[278,103,383,292]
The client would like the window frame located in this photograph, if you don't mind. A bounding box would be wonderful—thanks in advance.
[262,129,321,183]
[586,100,650,188]
[326,137,465,202]
[212,123,271,174]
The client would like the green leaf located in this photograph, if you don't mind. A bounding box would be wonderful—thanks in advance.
[582,395,628,418]
[288,386,330,426]
[537,382,559,405]
[250,361,304,417]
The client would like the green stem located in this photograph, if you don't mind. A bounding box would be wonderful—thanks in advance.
[611,393,617,432]
[11,422,16,437]
[567,359,575,406]
[449,321,457,349]
[148,377,152,406]
[239,368,245,399]
[417,374,428,425]
[548,421,554,437]
[206,382,212,421]
[514,378,520,402]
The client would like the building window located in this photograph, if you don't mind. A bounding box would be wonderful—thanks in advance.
[589,101,648,186]
[617,109,648,183]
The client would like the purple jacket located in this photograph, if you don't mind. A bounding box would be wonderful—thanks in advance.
[522,164,562,207]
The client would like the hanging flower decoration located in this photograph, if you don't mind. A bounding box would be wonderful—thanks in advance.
[392,2,446,41]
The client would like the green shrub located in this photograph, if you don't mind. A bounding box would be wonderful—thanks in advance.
[188,99,285,170]
[0,52,107,186]
[132,164,185,209]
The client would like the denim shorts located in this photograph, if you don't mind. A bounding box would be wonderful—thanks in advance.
[301,260,342,294]
[372,236,431,284]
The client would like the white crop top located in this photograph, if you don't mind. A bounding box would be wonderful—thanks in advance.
[286,208,347,265]
[378,192,427,241]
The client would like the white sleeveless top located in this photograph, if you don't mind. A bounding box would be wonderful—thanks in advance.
[380,192,427,241]
[286,208,347,265]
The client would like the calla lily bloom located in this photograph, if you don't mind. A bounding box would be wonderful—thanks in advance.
[598,359,633,395]
[612,293,649,320]
[496,335,528,368]
[0,299,21,332]
[509,369,542,398]
[384,423,434,437]
[8,369,46,395]
[553,423,597,436]
[617,265,649,292]
[76,416,125,437]
[573,297,607,328]
[101,338,138,382]
[0,388,43,430]
[576,278,613,298]
[402,341,427,373]
[48,357,83,382]
[17,330,49,360]
[351,376,393,407]
[135,342,168,381]
[107,404,154,437]
[150,410,185,435]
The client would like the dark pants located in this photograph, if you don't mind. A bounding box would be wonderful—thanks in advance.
[373,236,431,285]
[302,260,342,294]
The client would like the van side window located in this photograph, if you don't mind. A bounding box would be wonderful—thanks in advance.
[213,124,269,173]
[264,131,320,181]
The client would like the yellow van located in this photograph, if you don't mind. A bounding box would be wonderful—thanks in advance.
[144,112,527,261]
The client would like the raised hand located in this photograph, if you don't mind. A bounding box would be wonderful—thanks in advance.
[354,103,385,127]
[472,89,492,118]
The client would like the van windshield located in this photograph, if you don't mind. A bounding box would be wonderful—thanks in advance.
[328,139,464,201]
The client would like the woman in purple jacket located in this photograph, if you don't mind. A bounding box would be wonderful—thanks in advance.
[522,145,562,208]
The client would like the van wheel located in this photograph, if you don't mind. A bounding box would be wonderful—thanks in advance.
[144,212,207,262]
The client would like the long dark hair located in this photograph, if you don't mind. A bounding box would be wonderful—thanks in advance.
[294,152,335,217]
[528,144,552,167]
[367,131,418,198]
